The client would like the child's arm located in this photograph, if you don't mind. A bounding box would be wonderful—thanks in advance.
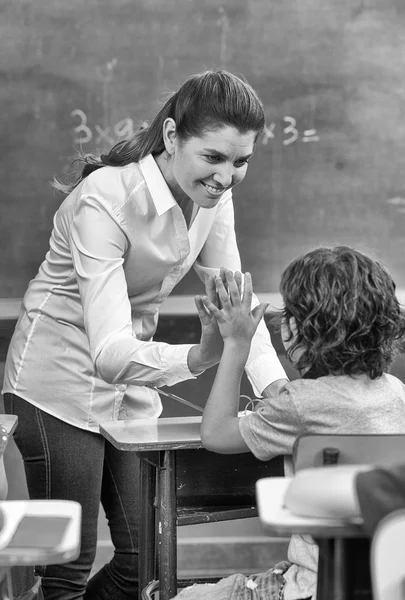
[195,270,268,454]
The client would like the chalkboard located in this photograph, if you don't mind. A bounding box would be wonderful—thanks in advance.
[3,0,405,296]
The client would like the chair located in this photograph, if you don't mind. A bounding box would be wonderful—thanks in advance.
[256,433,405,600]
[371,508,405,600]
[0,499,82,600]
[0,416,82,599]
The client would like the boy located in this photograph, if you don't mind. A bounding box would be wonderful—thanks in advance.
[176,246,405,600]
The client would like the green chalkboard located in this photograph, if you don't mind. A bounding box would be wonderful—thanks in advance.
[3,0,405,296]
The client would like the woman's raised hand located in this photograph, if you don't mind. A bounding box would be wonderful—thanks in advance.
[199,269,268,348]
[192,272,225,370]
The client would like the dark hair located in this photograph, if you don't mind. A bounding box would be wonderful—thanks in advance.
[279,246,405,379]
[53,69,265,194]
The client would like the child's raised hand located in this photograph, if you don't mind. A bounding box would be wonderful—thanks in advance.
[200,270,269,347]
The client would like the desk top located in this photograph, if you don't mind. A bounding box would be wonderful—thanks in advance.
[256,477,364,537]
[100,416,204,451]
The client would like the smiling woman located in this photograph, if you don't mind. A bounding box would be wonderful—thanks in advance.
[155,124,256,214]
[2,69,287,600]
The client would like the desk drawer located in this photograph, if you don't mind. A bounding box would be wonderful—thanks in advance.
[175,449,284,507]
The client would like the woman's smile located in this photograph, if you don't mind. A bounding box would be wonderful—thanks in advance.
[201,182,226,197]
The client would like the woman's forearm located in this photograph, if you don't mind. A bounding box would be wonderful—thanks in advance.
[187,344,220,374]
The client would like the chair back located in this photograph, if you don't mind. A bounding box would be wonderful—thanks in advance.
[371,508,405,600]
[293,434,405,472]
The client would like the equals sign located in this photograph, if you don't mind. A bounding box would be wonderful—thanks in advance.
[302,129,320,142]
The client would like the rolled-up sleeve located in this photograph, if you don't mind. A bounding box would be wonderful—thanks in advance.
[70,193,196,388]
[194,192,287,395]
[239,386,301,460]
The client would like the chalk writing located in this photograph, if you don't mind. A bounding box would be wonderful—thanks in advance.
[71,109,320,147]
[71,110,135,145]
[261,117,319,146]
[302,129,320,143]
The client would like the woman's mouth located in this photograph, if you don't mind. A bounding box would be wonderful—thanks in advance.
[201,182,226,197]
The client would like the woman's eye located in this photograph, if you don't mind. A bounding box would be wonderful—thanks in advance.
[235,159,249,167]
[206,155,221,162]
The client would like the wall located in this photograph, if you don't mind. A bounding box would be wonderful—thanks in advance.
[3,0,405,297]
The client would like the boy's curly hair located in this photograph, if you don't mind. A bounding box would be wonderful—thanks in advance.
[280,246,405,379]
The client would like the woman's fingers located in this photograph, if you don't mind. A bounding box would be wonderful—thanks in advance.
[199,295,222,319]
[242,272,253,308]
[194,296,212,325]
[234,270,243,295]
[225,270,241,307]
[206,274,219,306]
[215,276,232,309]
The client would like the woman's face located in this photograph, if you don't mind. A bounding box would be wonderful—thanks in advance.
[163,121,257,209]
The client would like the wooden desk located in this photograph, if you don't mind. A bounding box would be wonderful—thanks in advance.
[100,416,284,600]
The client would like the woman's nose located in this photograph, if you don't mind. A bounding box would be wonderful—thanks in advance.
[213,165,234,187]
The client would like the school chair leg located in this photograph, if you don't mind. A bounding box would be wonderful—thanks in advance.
[316,539,335,600]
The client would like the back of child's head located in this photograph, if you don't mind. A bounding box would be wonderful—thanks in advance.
[280,246,405,379]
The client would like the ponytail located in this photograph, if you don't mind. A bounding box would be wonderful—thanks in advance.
[52,98,174,194]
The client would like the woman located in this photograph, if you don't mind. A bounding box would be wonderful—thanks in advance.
[2,70,286,600]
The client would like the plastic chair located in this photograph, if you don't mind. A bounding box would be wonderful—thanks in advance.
[256,433,405,600]
[0,416,82,599]
[0,499,82,600]
[371,508,405,600]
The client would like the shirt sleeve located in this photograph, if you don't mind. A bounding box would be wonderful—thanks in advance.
[70,190,197,388]
[238,385,302,460]
[193,191,287,395]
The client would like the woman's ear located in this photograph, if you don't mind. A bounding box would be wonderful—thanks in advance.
[162,118,177,155]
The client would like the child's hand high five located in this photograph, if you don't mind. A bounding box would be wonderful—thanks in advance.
[196,269,269,350]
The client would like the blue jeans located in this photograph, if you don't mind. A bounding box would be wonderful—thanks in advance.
[3,394,140,600]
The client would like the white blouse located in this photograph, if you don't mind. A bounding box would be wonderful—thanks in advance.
[3,154,286,431]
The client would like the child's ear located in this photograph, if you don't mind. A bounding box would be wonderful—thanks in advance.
[289,317,298,338]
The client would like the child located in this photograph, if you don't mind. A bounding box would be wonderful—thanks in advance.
[174,246,405,600]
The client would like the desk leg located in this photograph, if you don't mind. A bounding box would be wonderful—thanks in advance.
[139,456,157,599]
[158,450,177,600]
[316,539,335,600]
